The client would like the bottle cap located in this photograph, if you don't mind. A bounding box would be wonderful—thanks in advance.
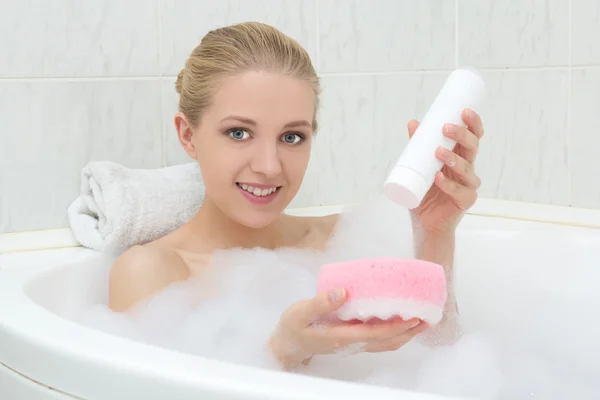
[383,167,431,209]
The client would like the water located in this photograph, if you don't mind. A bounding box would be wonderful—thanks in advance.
[74,195,600,399]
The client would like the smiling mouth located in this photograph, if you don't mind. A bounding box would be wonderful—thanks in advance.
[236,183,282,197]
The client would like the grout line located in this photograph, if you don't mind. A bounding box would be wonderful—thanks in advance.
[455,0,459,68]
[315,0,322,205]
[0,76,165,82]
[315,0,320,72]
[3,66,600,83]
[318,66,580,77]
[319,70,455,77]
[570,65,600,70]
[157,0,166,167]
[567,0,573,206]
[157,0,164,78]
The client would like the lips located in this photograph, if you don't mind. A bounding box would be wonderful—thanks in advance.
[236,182,282,197]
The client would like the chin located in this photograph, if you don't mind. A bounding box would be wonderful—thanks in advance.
[231,209,282,229]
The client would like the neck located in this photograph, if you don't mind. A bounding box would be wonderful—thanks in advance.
[186,196,285,250]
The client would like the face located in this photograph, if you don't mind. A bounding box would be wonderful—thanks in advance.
[175,70,315,229]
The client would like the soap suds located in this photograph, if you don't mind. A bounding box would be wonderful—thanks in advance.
[73,195,600,399]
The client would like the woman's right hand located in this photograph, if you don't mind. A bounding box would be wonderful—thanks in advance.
[269,288,428,369]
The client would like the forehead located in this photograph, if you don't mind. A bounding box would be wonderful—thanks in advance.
[209,70,315,124]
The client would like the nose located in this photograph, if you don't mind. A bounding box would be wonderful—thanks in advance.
[250,142,282,179]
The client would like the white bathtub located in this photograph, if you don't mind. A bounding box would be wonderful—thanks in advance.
[1,198,600,400]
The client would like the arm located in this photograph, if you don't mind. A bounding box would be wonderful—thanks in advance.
[405,109,484,339]
[413,226,461,344]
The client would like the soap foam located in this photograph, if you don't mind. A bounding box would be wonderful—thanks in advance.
[74,195,600,399]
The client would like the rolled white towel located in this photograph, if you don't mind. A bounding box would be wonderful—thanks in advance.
[67,161,205,254]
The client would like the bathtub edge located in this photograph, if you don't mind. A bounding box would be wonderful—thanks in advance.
[2,198,600,254]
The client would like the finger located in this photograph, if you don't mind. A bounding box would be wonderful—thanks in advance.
[443,124,479,163]
[363,318,422,341]
[369,324,428,353]
[434,171,478,210]
[462,109,484,138]
[436,147,481,189]
[326,317,421,345]
[366,322,429,353]
[298,289,347,326]
[407,120,420,139]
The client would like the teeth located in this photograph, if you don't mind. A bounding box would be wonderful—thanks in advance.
[238,184,278,197]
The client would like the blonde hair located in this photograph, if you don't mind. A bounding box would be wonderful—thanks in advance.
[175,22,320,131]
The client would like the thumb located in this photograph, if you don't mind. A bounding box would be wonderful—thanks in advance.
[408,119,420,139]
[300,288,347,325]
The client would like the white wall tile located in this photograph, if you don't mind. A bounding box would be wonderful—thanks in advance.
[571,0,600,65]
[162,78,320,208]
[317,72,448,205]
[0,1,159,77]
[0,80,163,233]
[159,0,317,76]
[2,0,600,235]
[475,70,569,205]
[319,0,455,73]
[571,70,600,208]
[458,0,569,68]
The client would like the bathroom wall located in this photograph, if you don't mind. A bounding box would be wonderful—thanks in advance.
[1,0,599,233]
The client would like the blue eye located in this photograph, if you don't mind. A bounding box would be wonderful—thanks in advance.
[282,133,303,144]
[229,129,250,140]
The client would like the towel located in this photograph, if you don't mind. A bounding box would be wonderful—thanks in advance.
[67,161,205,255]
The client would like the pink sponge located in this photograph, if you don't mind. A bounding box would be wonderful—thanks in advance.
[317,257,447,325]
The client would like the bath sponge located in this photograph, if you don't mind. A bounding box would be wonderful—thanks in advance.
[317,257,447,325]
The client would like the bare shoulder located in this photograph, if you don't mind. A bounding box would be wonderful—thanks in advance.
[108,244,189,312]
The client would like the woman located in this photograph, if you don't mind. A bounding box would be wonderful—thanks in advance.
[109,22,484,370]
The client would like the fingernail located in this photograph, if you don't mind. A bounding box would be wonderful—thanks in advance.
[410,319,421,328]
[439,171,446,181]
[444,124,456,135]
[328,288,345,303]
[466,108,475,118]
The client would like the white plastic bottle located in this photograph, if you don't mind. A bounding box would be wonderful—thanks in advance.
[383,67,486,209]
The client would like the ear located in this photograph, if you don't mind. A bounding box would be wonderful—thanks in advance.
[174,112,198,160]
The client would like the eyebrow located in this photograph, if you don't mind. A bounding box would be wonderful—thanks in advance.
[220,115,311,129]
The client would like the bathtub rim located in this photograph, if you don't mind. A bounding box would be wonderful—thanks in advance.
[3,197,600,254]
[2,198,600,399]
[0,255,455,400]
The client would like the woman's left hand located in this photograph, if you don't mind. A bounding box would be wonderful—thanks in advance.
[409,109,484,235]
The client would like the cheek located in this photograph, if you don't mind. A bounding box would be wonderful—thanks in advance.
[195,139,239,187]
[199,155,237,187]
[283,147,311,181]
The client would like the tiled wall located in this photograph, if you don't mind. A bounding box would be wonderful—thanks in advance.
[1,0,599,233]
